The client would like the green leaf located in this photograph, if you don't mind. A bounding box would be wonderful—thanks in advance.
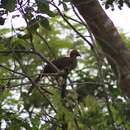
[0,17,5,25]
[63,2,69,11]
[36,0,55,17]
[0,90,11,101]
[1,0,16,12]
[49,38,73,48]
[17,34,30,40]
[28,18,39,32]
[31,115,40,129]
[63,0,70,2]
[38,16,51,30]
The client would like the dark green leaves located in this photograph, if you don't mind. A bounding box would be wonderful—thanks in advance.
[28,18,39,32]
[40,18,51,30]
[0,17,5,25]
[101,0,130,10]
[0,0,130,129]
[63,0,70,2]
[1,0,16,12]
[36,0,55,17]
[37,15,51,30]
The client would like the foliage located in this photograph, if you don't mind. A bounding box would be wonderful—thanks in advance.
[101,0,130,10]
[0,0,129,130]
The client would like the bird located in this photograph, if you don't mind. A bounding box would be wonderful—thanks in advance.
[35,50,80,82]
[43,49,80,74]
[33,50,80,97]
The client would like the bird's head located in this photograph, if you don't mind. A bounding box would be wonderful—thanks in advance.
[70,50,80,58]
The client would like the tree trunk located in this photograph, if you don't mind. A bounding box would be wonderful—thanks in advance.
[72,0,130,99]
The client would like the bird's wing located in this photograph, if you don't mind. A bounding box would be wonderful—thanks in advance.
[44,57,77,73]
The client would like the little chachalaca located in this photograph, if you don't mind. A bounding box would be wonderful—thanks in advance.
[35,50,80,97]
[36,49,80,80]
[44,50,80,73]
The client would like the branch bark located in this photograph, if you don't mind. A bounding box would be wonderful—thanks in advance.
[72,0,130,99]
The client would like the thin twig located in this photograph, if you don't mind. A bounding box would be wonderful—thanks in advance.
[0,64,27,77]
[18,0,35,50]
[38,87,57,113]
[50,1,94,49]
[35,31,56,58]
[0,50,60,73]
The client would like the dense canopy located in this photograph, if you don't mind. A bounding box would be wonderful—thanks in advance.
[0,0,130,130]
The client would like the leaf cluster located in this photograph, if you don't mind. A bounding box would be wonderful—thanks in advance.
[101,0,130,10]
[0,0,129,130]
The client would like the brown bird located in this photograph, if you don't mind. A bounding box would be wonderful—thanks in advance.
[31,50,80,96]
[43,49,80,97]
[43,49,80,74]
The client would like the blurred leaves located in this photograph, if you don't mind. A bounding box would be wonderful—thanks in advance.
[0,17,5,25]
[36,0,56,17]
[1,0,16,12]
[101,0,130,10]
[37,15,51,30]
[0,0,129,130]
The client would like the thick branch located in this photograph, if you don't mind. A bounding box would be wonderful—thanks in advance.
[72,0,130,99]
